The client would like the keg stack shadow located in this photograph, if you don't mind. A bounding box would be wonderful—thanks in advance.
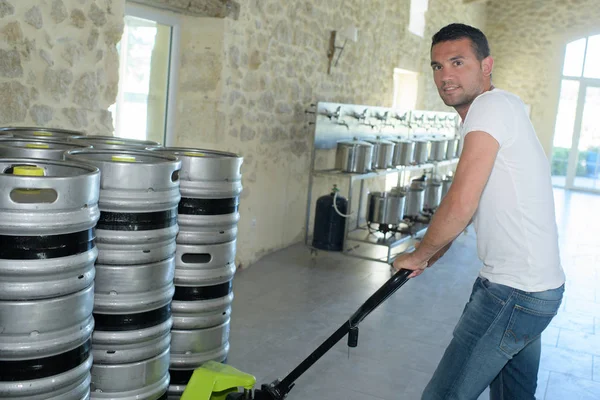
[66,148,181,400]
[152,148,243,399]
[0,158,101,399]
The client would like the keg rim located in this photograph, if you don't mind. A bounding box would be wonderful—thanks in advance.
[0,126,85,136]
[69,135,161,148]
[0,157,100,176]
[65,148,180,164]
[149,147,242,159]
[0,137,92,150]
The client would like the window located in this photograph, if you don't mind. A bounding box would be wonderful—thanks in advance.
[408,0,429,38]
[551,34,600,191]
[109,3,181,145]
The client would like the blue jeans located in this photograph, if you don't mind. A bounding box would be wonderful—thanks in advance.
[422,277,564,400]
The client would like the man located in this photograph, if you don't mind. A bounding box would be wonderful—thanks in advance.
[393,23,565,400]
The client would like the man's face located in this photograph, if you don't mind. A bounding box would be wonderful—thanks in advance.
[430,38,492,112]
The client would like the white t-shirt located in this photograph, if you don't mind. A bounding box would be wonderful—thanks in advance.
[460,88,565,292]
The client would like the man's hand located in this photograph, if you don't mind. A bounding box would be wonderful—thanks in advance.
[392,241,452,278]
[392,251,429,279]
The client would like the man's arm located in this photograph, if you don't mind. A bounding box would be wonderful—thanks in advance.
[393,130,499,277]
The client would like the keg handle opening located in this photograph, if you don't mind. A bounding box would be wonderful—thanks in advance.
[10,188,58,204]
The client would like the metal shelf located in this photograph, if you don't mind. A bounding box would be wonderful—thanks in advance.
[312,158,459,181]
[303,101,460,265]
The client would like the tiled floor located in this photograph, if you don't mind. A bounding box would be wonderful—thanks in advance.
[228,188,600,399]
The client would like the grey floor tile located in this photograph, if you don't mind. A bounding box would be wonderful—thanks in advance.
[594,356,600,382]
[540,345,593,379]
[564,297,600,318]
[542,326,560,347]
[557,329,600,357]
[537,369,550,400]
[545,371,600,400]
[550,310,595,334]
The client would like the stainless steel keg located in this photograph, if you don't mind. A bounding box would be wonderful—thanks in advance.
[148,147,242,399]
[65,149,181,400]
[364,138,395,169]
[151,148,243,245]
[1,126,84,140]
[0,137,90,160]
[0,159,100,400]
[65,149,182,265]
[390,139,415,166]
[335,140,374,173]
[90,320,171,399]
[69,135,162,150]
[170,319,230,369]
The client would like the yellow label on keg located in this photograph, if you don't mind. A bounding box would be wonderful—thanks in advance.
[13,166,45,176]
[33,131,52,137]
[25,143,50,149]
[106,140,126,145]
[111,155,136,162]
[183,152,205,157]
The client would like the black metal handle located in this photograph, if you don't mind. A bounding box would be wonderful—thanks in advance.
[263,268,413,399]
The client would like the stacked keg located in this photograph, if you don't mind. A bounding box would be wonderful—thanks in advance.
[0,158,100,399]
[151,148,243,399]
[0,137,91,160]
[66,149,181,400]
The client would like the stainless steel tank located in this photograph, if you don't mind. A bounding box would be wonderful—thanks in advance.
[65,149,181,400]
[365,138,395,169]
[405,179,426,217]
[430,139,448,162]
[0,137,90,160]
[2,126,85,140]
[446,138,459,160]
[334,139,374,173]
[390,139,415,166]
[0,159,100,400]
[367,190,406,226]
[413,139,430,165]
[424,177,443,210]
[69,135,162,150]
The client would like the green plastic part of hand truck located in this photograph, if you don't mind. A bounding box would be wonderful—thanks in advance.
[180,361,256,400]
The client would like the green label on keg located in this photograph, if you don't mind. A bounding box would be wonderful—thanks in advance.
[33,131,52,136]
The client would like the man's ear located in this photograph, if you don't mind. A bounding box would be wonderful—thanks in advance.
[482,56,494,77]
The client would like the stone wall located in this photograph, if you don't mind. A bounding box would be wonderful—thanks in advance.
[485,0,600,157]
[173,0,487,267]
[0,0,124,134]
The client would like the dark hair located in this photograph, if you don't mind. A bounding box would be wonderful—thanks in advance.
[431,23,490,60]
